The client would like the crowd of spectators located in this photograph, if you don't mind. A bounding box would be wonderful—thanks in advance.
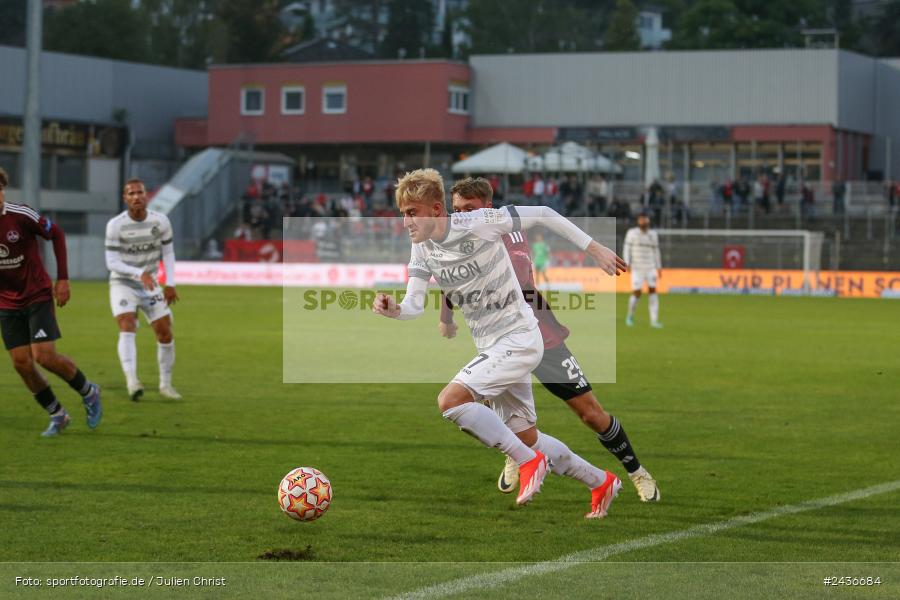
[230,170,900,249]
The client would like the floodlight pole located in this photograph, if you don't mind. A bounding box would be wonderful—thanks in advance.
[22,0,42,209]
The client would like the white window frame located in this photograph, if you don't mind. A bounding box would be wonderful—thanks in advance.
[281,85,305,115]
[448,85,470,115]
[322,85,347,115]
[241,87,265,116]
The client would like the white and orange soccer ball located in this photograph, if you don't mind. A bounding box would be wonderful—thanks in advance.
[278,467,332,522]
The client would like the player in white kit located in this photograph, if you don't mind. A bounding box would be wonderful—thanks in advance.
[373,169,628,519]
[105,178,181,401]
[623,212,663,328]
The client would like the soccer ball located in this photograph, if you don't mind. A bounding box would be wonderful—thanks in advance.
[278,467,332,522]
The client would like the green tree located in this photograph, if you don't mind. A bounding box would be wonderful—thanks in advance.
[381,0,434,59]
[464,0,593,55]
[302,12,317,41]
[439,7,455,58]
[604,0,640,51]
[332,0,384,53]
[218,0,293,63]
[140,0,218,68]
[870,0,900,56]
[44,0,152,63]
[668,0,829,50]
[0,0,26,47]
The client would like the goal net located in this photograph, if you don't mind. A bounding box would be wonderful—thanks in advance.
[655,228,825,288]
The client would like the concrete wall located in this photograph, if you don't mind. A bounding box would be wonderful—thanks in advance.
[470,49,840,128]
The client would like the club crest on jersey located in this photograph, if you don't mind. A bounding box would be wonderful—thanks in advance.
[0,244,8,258]
[151,226,160,236]
[460,240,475,254]
[6,230,20,243]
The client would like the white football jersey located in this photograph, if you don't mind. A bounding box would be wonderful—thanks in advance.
[623,227,661,271]
[407,207,537,350]
[105,210,173,287]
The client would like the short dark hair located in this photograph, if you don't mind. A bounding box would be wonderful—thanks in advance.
[124,177,145,191]
[0,167,8,189]
[450,177,493,203]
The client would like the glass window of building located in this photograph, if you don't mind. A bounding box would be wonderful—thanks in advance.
[55,155,86,191]
[0,152,19,187]
[282,86,305,115]
[448,85,470,115]
[241,87,265,116]
[689,143,732,182]
[323,85,347,114]
[784,142,822,182]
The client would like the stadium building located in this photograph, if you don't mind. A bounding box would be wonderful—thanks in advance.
[0,44,207,236]
[175,48,900,188]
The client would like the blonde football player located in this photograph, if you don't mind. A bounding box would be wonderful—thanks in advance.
[373,169,627,518]
[105,178,181,401]
[623,212,663,328]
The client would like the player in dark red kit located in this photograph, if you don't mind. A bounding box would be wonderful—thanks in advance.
[0,168,101,436]
[440,177,659,502]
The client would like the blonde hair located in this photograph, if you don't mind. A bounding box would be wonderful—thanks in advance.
[395,168,445,209]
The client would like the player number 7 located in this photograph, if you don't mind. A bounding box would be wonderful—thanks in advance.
[465,353,489,370]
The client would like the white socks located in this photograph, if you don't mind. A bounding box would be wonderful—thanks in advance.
[533,432,606,489]
[157,341,175,388]
[117,332,137,382]
[649,293,660,324]
[627,294,638,318]
[442,403,536,465]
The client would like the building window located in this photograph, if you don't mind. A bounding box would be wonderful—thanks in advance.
[0,152,19,187]
[282,86,305,115]
[55,155,86,191]
[322,85,347,114]
[241,87,265,116]
[38,153,87,191]
[448,85,469,115]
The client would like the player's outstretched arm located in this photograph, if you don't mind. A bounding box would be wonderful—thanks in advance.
[48,223,70,307]
[161,239,178,305]
[513,205,627,275]
[34,214,70,307]
[372,277,428,320]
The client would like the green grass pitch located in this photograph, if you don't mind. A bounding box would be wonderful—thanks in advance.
[1,282,898,598]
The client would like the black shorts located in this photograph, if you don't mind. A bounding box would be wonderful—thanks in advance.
[533,342,593,401]
[0,300,62,350]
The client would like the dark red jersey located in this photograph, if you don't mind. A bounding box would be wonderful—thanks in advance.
[0,202,68,310]
[502,231,569,349]
[441,230,570,349]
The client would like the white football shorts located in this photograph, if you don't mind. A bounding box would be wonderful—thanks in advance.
[110,281,172,323]
[452,326,544,433]
[631,267,658,291]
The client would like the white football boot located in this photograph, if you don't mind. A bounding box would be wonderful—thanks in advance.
[159,385,182,400]
[628,466,660,502]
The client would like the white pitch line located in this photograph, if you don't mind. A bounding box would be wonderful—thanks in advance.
[389,479,900,600]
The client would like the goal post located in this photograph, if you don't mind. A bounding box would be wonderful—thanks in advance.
[655,229,825,288]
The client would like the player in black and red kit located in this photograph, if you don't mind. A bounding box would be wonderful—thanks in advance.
[439,178,659,502]
[0,168,102,436]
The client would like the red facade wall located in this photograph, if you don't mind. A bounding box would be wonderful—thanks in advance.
[468,127,557,145]
[204,61,471,146]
